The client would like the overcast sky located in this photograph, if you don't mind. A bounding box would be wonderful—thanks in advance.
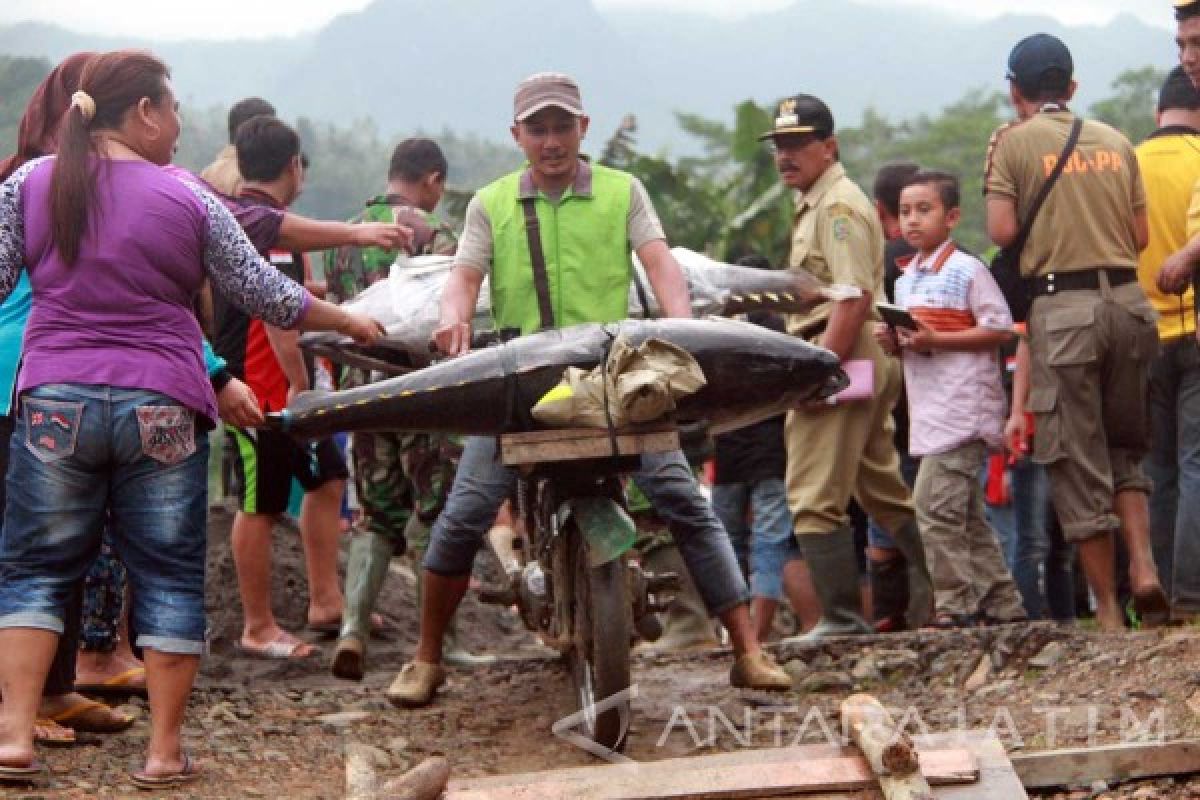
[0,0,1175,40]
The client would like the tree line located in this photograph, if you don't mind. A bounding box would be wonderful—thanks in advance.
[0,55,1162,267]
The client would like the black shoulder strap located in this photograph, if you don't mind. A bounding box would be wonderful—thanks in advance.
[520,197,556,331]
[1011,117,1084,255]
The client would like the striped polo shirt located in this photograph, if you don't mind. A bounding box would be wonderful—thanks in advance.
[894,240,1013,456]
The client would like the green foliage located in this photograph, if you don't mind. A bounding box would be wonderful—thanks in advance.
[622,68,1161,260]
[839,89,1009,255]
[1090,66,1166,147]
[0,54,1164,267]
[0,55,53,159]
[601,102,794,265]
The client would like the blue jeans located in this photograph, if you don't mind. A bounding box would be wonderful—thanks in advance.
[424,436,750,615]
[985,457,1075,621]
[712,479,798,601]
[0,384,209,655]
[1145,336,1200,613]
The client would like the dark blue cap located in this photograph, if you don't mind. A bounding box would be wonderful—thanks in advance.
[1006,33,1073,93]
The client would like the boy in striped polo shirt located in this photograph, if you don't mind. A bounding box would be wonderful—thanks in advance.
[876,170,1027,627]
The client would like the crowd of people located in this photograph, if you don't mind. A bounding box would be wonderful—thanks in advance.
[0,0,1199,789]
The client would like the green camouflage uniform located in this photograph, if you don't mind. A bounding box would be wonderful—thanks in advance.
[326,195,459,554]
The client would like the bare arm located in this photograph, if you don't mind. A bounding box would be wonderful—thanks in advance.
[636,239,692,319]
[1133,207,1149,253]
[216,377,264,427]
[264,326,310,397]
[986,195,1020,248]
[1004,336,1032,455]
[191,186,384,345]
[433,266,486,356]
[277,213,414,254]
[897,320,1013,353]
[1158,233,1200,294]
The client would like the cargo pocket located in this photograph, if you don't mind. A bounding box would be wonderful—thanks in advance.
[1026,387,1064,464]
[23,397,83,464]
[136,406,197,466]
[1125,302,1160,363]
[1043,306,1096,367]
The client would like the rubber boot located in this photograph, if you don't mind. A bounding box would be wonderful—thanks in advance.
[783,526,873,642]
[888,519,934,630]
[867,554,909,632]
[332,531,393,681]
[413,552,496,668]
[633,543,719,655]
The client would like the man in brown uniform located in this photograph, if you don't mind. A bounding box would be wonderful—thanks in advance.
[201,96,275,196]
[764,95,932,640]
[988,34,1167,631]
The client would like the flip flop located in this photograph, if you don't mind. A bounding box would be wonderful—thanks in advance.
[49,697,135,733]
[131,752,201,791]
[33,718,76,747]
[0,759,42,784]
[238,635,317,660]
[75,666,148,698]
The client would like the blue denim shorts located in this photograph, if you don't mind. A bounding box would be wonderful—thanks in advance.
[0,384,209,655]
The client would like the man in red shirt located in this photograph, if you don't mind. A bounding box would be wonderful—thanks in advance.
[214,116,349,659]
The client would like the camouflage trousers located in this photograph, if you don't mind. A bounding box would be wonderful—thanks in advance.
[351,430,462,555]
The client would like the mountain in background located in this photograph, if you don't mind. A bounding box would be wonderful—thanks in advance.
[0,0,1176,150]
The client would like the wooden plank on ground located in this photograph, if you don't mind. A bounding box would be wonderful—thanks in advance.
[1011,739,1200,789]
[919,733,1028,800]
[445,746,977,800]
[500,425,679,466]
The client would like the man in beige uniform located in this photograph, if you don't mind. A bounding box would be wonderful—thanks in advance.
[764,94,932,640]
[988,34,1167,631]
[201,96,275,196]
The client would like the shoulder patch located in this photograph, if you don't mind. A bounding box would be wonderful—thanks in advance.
[832,216,851,241]
[825,200,856,241]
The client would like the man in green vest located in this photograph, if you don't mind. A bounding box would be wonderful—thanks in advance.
[387,72,793,708]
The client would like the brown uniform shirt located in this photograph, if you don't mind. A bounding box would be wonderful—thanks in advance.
[786,162,885,334]
[984,110,1145,277]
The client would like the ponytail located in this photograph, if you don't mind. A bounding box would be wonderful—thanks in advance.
[49,104,97,265]
[46,50,170,265]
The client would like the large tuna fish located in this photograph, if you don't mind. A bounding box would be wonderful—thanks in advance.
[298,249,856,375]
[271,317,845,440]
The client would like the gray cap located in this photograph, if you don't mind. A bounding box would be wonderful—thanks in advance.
[513,72,584,121]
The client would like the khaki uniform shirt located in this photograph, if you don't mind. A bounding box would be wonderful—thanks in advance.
[786,162,885,335]
[200,144,244,197]
[984,111,1145,277]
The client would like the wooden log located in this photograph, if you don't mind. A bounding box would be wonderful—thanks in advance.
[343,743,381,800]
[840,693,934,800]
[1011,739,1200,790]
[382,755,451,800]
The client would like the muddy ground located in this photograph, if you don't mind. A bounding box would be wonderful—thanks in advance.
[15,509,1200,799]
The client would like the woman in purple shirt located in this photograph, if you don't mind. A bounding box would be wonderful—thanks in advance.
[0,50,381,787]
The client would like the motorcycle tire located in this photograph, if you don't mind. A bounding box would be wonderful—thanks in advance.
[566,521,633,755]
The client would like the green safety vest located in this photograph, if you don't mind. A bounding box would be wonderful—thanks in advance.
[478,162,633,335]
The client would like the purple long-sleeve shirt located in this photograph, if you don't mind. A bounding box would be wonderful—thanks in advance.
[0,156,309,424]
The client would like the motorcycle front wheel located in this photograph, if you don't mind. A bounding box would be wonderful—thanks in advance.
[565,520,632,755]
